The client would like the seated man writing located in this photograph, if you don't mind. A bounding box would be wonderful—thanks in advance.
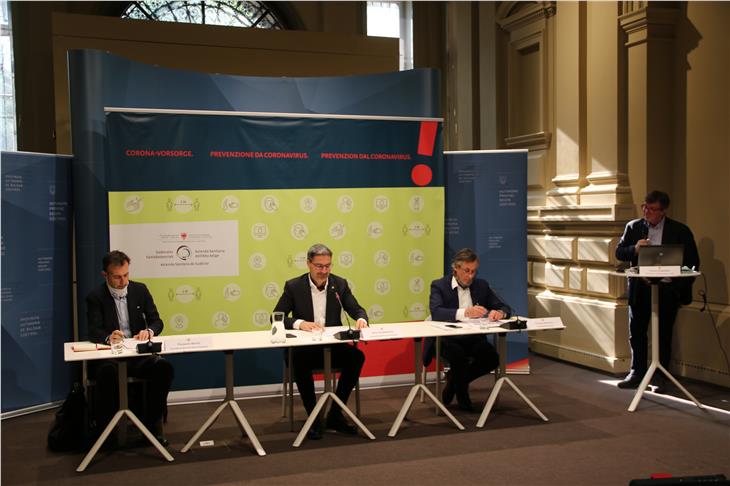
[428,248,511,411]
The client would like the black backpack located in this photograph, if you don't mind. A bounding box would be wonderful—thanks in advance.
[47,382,90,452]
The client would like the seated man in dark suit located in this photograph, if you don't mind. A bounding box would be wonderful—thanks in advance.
[273,243,368,440]
[429,248,511,411]
[86,250,174,445]
[615,190,699,393]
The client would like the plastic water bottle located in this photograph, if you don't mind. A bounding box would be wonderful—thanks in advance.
[271,311,286,344]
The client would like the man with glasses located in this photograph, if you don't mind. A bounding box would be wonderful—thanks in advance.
[273,243,368,439]
[428,248,511,411]
[616,190,699,392]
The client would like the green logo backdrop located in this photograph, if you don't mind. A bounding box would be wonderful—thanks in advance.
[109,187,444,333]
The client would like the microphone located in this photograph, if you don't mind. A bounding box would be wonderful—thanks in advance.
[331,284,359,341]
[136,306,162,353]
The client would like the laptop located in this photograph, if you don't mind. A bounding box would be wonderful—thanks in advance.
[638,244,683,276]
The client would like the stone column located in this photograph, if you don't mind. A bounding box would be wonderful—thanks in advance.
[619,3,680,206]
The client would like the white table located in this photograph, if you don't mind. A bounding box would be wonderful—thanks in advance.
[65,318,564,469]
[621,269,705,412]
[64,343,174,472]
[358,319,565,435]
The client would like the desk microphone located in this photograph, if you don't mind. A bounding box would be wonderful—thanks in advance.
[331,285,359,341]
[136,307,162,354]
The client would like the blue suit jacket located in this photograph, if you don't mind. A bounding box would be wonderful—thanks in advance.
[424,275,511,365]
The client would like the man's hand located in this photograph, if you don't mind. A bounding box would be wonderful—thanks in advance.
[300,321,324,332]
[634,239,651,254]
[355,318,369,329]
[465,305,487,319]
[108,329,125,343]
[134,329,152,341]
[487,309,505,321]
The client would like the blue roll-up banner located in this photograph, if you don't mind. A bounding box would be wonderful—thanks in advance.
[444,150,529,370]
[1,151,74,414]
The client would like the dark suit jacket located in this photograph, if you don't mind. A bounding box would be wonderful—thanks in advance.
[273,273,367,329]
[424,275,512,365]
[86,281,164,344]
[615,216,700,306]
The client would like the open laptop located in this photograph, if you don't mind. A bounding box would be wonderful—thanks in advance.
[638,244,683,276]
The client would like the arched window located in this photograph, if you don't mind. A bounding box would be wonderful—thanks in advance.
[122,1,284,29]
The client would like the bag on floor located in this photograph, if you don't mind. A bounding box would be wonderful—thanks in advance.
[47,382,90,452]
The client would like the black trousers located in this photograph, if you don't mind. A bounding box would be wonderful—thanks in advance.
[628,282,680,375]
[291,343,364,415]
[441,335,500,398]
[89,355,174,429]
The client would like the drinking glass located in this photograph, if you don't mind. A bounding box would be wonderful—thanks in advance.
[311,327,324,341]
[110,334,124,355]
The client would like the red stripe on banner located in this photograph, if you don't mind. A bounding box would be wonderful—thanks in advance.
[417,121,438,156]
[319,343,531,378]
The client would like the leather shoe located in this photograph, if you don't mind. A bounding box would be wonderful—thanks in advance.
[456,392,473,412]
[442,371,455,406]
[306,419,323,440]
[326,411,357,435]
[148,420,169,447]
[652,375,669,394]
[617,372,643,389]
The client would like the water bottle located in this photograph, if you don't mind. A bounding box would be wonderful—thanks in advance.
[271,311,286,344]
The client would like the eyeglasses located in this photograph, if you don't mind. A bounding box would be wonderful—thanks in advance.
[641,204,665,213]
[311,263,332,270]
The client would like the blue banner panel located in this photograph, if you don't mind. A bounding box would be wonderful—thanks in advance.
[105,112,443,191]
[444,150,528,367]
[1,152,74,413]
[68,49,441,343]
[68,50,443,392]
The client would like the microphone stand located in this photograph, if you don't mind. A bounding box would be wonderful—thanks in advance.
[136,310,162,353]
[331,285,359,341]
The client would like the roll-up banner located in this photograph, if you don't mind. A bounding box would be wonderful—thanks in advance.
[444,150,529,370]
[1,151,74,414]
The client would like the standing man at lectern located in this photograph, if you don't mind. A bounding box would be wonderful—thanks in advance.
[86,250,174,445]
[273,243,368,440]
[428,248,511,411]
[615,190,699,393]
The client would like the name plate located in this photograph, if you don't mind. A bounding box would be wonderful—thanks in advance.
[526,317,564,329]
[361,326,401,340]
[639,265,681,277]
[165,335,213,352]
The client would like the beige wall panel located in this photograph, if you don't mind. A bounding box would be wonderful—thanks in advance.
[545,263,566,288]
[585,269,610,295]
[568,267,584,291]
[527,149,547,189]
[553,1,581,184]
[544,236,574,261]
[532,262,546,286]
[576,237,613,263]
[673,305,730,388]
[527,235,546,258]
[683,3,730,311]
[529,290,630,373]
[510,41,541,136]
[586,1,621,178]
